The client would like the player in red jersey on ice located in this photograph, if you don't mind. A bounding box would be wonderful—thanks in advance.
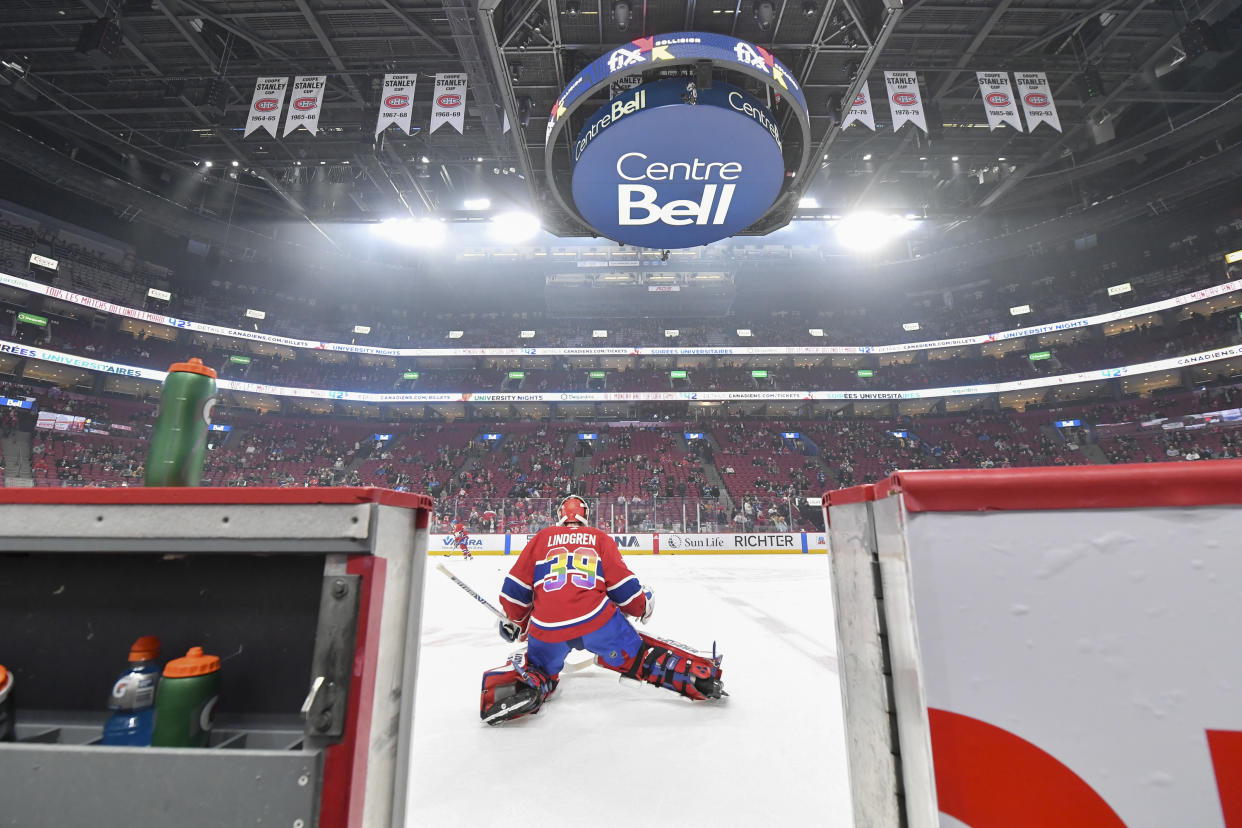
[453,522,472,560]
[479,494,725,725]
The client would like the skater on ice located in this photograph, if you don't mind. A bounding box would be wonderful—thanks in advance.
[480,494,725,725]
[452,521,472,560]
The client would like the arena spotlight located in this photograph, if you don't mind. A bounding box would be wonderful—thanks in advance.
[802,0,817,16]
[489,211,541,242]
[375,217,445,247]
[463,197,491,210]
[203,160,213,167]
[565,0,580,15]
[612,0,631,30]
[835,212,915,252]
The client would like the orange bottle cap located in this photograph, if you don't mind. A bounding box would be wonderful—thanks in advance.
[163,646,220,678]
[128,635,161,662]
[168,357,217,379]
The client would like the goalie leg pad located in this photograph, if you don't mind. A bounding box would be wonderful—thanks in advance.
[600,632,725,701]
[479,653,558,725]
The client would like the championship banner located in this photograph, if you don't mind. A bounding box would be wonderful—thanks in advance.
[283,75,327,136]
[1014,71,1062,133]
[842,82,876,131]
[884,71,927,133]
[430,73,467,134]
[609,73,642,100]
[244,76,288,137]
[976,72,1023,131]
[376,73,416,136]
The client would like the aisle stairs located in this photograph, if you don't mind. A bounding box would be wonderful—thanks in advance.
[2,432,33,487]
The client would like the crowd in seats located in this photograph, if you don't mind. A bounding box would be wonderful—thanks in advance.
[911,411,1085,470]
[32,432,146,487]
[10,385,1242,531]
[712,422,821,499]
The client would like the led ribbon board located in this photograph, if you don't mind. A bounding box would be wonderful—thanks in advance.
[545,32,810,247]
[571,80,784,248]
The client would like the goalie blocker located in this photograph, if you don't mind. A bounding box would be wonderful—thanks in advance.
[481,632,725,725]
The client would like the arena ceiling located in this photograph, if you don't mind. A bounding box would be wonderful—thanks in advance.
[1,0,1241,244]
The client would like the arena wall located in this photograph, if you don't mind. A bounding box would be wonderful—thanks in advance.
[430,532,828,555]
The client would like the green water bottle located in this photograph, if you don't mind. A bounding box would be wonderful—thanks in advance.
[150,646,220,748]
[145,358,217,487]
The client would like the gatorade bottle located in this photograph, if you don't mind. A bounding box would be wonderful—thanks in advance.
[150,646,220,748]
[144,358,217,487]
[100,635,162,746]
[0,664,14,742]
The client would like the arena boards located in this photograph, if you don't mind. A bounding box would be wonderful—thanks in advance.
[430,531,828,555]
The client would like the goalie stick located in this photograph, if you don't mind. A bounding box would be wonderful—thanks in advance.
[434,563,594,672]
[436,562,509,623]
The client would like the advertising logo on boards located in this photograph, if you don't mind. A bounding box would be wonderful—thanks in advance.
[385,94,410,109]
[293,97,318,111]
[437,94,461,108]
[570,79,783,249]
[985,92,1011,107]
[254,98,279,111]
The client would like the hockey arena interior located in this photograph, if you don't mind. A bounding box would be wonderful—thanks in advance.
[2,1,1242,826]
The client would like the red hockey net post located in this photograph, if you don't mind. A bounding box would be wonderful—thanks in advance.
[825,463,1242,828]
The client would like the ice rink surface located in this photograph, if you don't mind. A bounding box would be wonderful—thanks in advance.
[406,554,852,827]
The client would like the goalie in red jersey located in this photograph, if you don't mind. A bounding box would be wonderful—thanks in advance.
[480,494,725,725]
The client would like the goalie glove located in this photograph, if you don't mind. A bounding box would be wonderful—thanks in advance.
[499,619,524,643]
[640,587,654,625]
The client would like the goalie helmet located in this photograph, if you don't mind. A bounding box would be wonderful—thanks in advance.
[557,494,589,526]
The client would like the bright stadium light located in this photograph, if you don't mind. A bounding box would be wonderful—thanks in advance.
[489,211,541,242]
[798,196,820,208]
[463,197,491,211]
[374,217,445,247]
[836,212,914,252]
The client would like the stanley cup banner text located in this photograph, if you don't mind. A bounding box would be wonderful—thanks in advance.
[884,71,927,133]
[1014,71,1063,133]
[431,73,468,134]
[842,82,875,131]
[245,77,288,137]
[976,72,1024,131]
[284,75,327,136]
[376,73,417,136]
